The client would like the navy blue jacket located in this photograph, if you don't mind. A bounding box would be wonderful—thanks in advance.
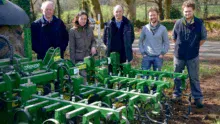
[31,16,68,59]
[173,17,207,60]
[103,16,135,62]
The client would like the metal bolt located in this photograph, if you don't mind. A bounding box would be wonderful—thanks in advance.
[150,90,153,95]
[38,91,41,95]
[118,72,121,76]
[48,93,52,97]
[72,97,75,102]
[60,95,63,99]
[115,85,118,90]
[98,101,101,107]
[127,87,129,91]
[145,76,148,79]
[164,78,167,82]
[112,104,116,109]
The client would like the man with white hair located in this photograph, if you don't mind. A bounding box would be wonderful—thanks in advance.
[103,5,134,64]
[31,1,68,59]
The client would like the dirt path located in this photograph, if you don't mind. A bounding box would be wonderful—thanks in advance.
[170,74,220,124]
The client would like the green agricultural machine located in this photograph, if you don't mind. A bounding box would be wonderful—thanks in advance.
[0,1,191,123]
[0,43,190,124]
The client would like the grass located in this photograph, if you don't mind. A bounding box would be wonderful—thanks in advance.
[199,62,220,79]
[214,120,220,124]
[132,55,220,79]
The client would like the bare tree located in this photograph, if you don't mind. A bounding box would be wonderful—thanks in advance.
[148,0,164,20]
[88,0,104,28]
[194,0,201,17]
[30,0,37,21]
[164,0,172,19]
[56,0,62,19]
[124,0,136,22]
[203,0,208,19]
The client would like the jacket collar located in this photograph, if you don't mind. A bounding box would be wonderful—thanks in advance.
[40,15,58,25]
[182,16,195,26]
[110,16,129,24]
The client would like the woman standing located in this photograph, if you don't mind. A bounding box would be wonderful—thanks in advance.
[69,11,96,64]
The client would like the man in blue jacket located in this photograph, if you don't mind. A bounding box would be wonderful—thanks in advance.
[172,0,207,108]
[31,1,68,59]
[103,5,134,63]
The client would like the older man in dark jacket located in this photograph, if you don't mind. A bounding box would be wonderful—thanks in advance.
[31,1,68,59]
[103,5,134,63]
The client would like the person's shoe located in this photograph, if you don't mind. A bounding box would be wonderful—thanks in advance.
[194,99,204,108]
[171,95,181,102]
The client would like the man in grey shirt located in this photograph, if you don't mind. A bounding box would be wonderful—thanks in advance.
[139,7,170,71]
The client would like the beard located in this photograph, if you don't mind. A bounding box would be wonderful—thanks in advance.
[151,19,157,24]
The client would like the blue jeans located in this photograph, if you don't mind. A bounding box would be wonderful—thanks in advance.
[141,55,163,71]
[173,56,203,100]
[141,55,163,93]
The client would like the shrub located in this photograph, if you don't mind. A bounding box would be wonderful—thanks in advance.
[134,20,148,29]
[161,20,175,31]
[134,20,175,31]
[170,6,182,19]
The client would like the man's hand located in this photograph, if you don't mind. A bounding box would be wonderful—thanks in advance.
[200,40,206,47]
[172,39,176,43]
[91,47,96,55]
[159,54,164,59]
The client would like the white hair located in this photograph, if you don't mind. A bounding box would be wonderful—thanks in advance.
[41,1,55,10]
[113,5,124,12]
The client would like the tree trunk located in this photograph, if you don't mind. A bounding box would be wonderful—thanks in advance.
[203,0,208,19]
[145,2,147,21]
[156,0,164,20]
[164,0,172,19]
[88,0,104,28]
[56,0,62,19]
[81,0,91,14]
[124,0,136,22]
[195,0,201,16]
[30,0,36,22]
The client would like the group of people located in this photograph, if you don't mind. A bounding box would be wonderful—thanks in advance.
[31,0,206,108]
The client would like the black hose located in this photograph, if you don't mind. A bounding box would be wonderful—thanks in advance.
[143,103,165,124]
[183,93,192,119]
[0,35,14,64]
[56,65,72,93]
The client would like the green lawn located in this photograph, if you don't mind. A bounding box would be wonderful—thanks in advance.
[132,56,220,80]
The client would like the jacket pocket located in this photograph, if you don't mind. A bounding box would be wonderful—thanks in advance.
[75,33,85,49]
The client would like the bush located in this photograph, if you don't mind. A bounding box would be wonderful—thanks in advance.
[204,21,220,31]
[170,6,182,19]
[134,20,175,31]
[161,20,175,30]
[134,20,148,29]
